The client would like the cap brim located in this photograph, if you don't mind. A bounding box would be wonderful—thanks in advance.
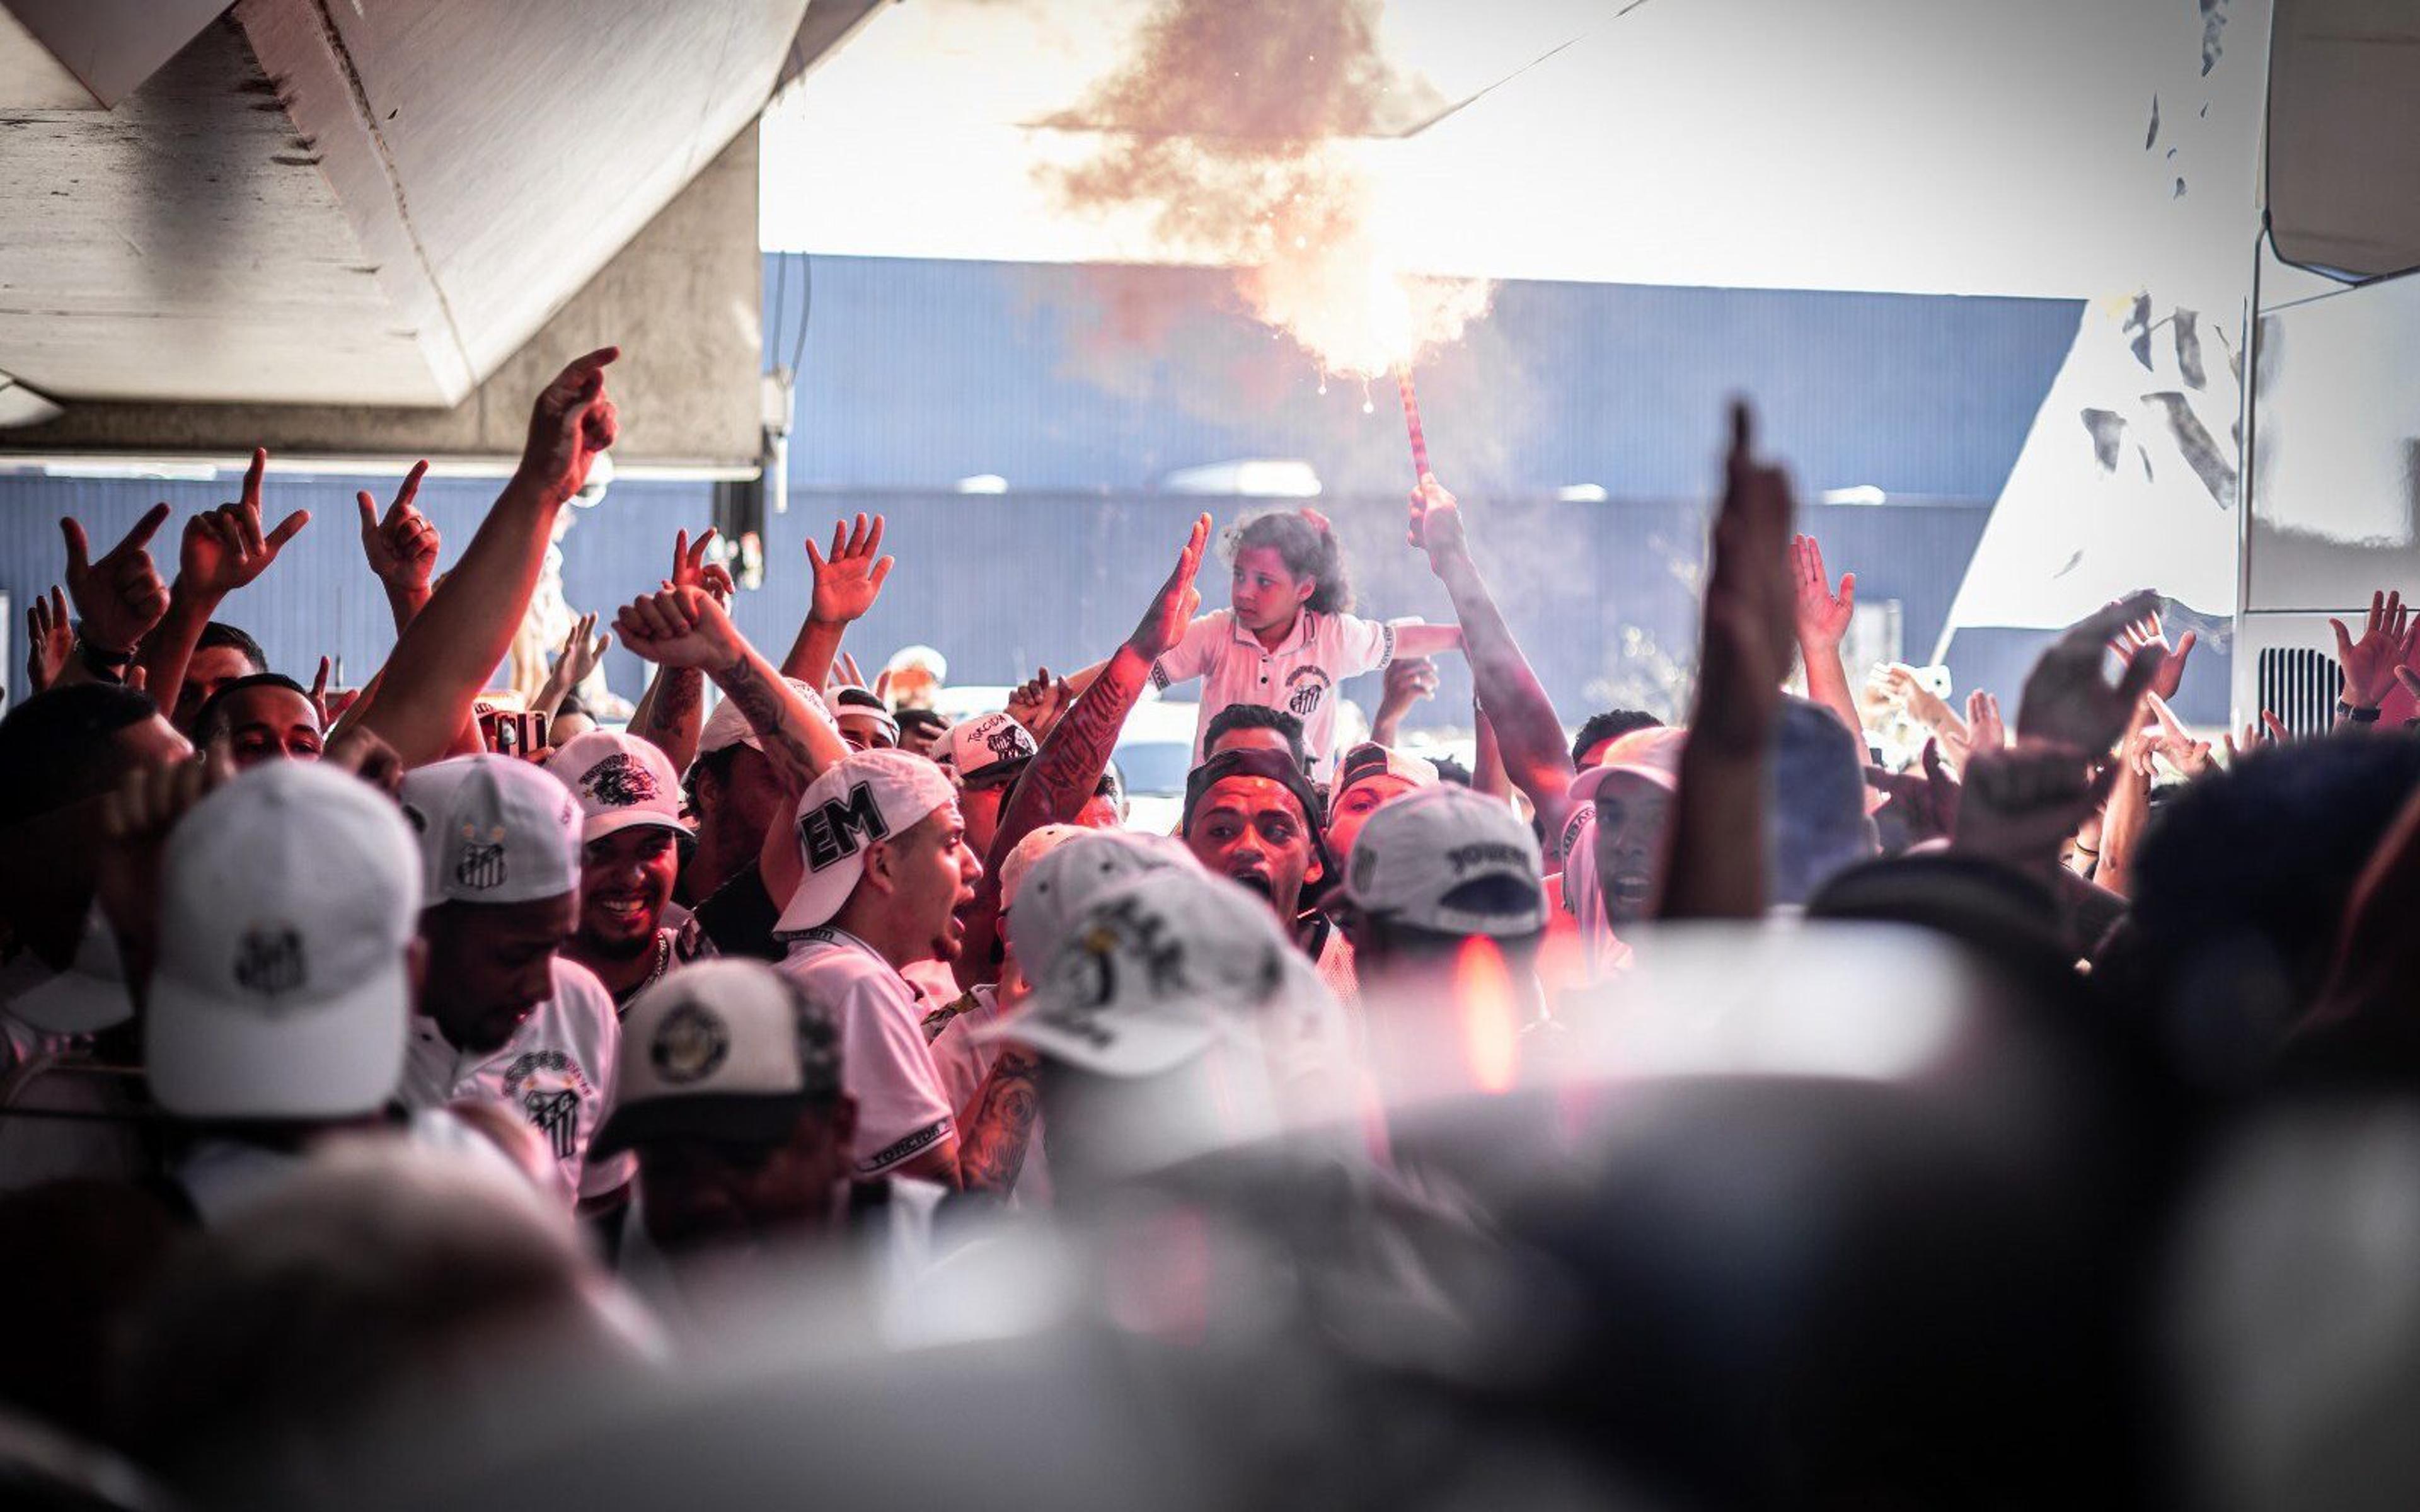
[582,809,692,846]
[771,852,863,937]
[591,1091,818,1159]
[145,965,408,1119]
[979,997,1224,1079]
[1567,762,1680,803]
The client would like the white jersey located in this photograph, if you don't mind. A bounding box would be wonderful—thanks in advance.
[400,958,632,1202]
[1152,607,1407,777]
[778,927,955,1178]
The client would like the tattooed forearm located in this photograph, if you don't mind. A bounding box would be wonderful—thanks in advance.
[713,653,824,794]
[633,665,704,769]
[957,1045,1042,1195]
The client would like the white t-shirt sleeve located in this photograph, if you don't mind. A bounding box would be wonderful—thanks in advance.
[1327,612,1400,679]
[839,973,957,1177]
[1150,610,1228,691]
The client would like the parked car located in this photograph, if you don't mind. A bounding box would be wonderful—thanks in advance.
[923,684,1196,834]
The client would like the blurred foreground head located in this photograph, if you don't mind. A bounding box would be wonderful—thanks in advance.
[996,867,1354,1200]
[118,1142,653,1503]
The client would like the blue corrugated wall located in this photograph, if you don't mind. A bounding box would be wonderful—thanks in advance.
[1,255,2080,726]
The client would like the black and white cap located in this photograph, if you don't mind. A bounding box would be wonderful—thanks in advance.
[772,749,959,936]
[994,868,1341,1080]
[938,711,1039,788]
[146,761,422,1118]
[545,730,688,845]
[398,755,581,907]
[1344,784,1546,937]
[591,960,842,1157]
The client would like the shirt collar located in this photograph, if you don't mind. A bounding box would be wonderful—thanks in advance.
[1228,609,1312,657]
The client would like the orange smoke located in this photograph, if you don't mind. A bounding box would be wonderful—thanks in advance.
[1043,0,1494,377]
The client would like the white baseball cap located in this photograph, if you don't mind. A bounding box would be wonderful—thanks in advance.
[1344,784,1546,937]
[1333,742,1441,804]
[1567,724,1688,803]
[590,960,843,1158]
[1002,830,1196,973]
[398,755,580,907]
[994,868,1322,1079]
[997,823,1089,911]
[771,749,960,936]
[937,711,1039,788]
[146,762,422,1118]
[694,678,835,760]
[546,730,688,845]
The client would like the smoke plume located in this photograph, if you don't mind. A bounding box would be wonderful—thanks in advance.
[1042,0,1493,377]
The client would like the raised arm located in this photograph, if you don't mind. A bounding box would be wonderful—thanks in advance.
[616,585,844,796]
[349,348,619,767]
[139,449,311,720]
[355,462,438,634]
[1789,535,1863,740]
[1392,622,1465,658]
[781,513,892,691]
[2329,590,2416,728]
[54,504,172,690]
[952,514,1211,990]
[621,527,730,771]
[1409,476,1579,854]
[527,613,609,722]
[1655,404,1797,921]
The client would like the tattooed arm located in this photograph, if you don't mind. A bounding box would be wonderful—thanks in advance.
[952,514,1212,991]
[612,587,844,798]
[628,665,705,772]
[956,1043,1042,1195]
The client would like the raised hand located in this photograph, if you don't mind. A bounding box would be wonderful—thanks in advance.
[24,585,71,693]
[2142,691,2213,779]
[805,513,893,626]
[517,346,620,505]
[62,503,173,656]
[179,448,310,602]
[2019,590,2164,753]
[1005,667,1076,738]
[95,742,235,966]
[1378,655,1439,721]
[614,586,740,672]
[2223,708,2290,763]
[1408,473,1469,570]
[1952,740,2112,874]
[1128,512,1212,660]
[1878,664,1962,734]
[2330,590,2418,711]
[1965,689,2008,753]
[1866,738,1962,844]
[668,527,734,605]
[306,656,332,728]
[355,461,437,595]
[555,612,610,688]
[2108,607,2196,703]
[1790,534,1856,651]
[1691,404,1799,755]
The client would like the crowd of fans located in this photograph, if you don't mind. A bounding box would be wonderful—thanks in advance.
[5,350,2420,1508]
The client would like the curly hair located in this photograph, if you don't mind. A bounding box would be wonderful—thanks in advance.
[1222,507,1352,615]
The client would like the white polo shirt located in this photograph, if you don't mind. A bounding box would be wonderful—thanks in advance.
[1151,608,1406,776]
[778,927,957,1177]
[400,958,632,1203]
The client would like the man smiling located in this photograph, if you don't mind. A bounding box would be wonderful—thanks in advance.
[547,730,707,1013]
